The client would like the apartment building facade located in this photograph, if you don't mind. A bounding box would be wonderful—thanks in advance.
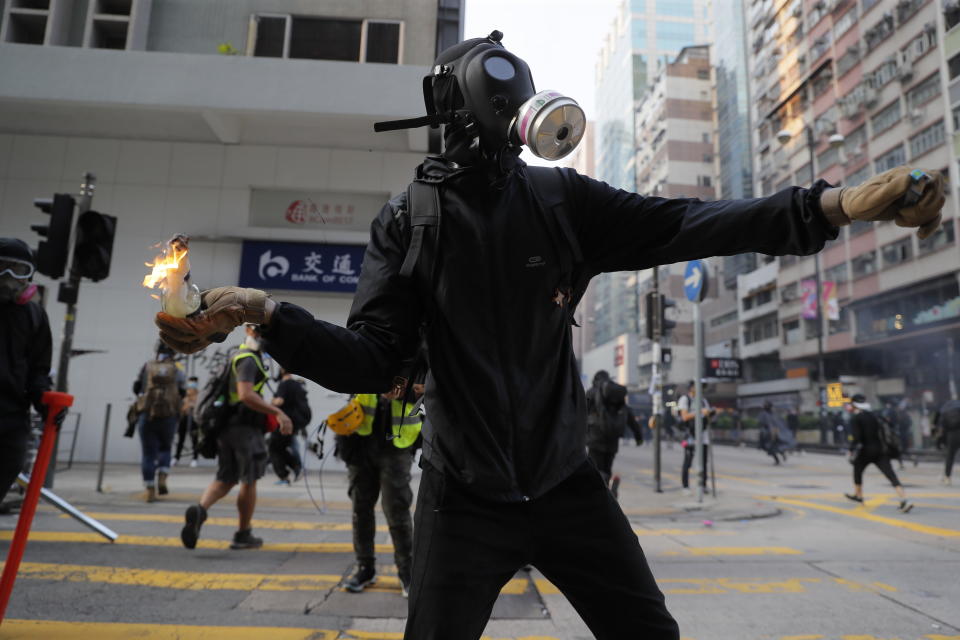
[739,0,960,418]
[0,0,462,463]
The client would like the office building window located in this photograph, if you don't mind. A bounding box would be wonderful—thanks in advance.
[829,306,850,335]
[251,15,402,63]
[874,145,906,174]
[871,99,901,135]
[656,20,696,49]
[909,120,945,159]
[783,319,802,345]
[918,219,955,254]
[864,12,894,51]
[833,8,857,39]
[744,313,779,344]
[632,20,647,49]
[710,310,738,327]
[868,56,898,88]
[817,146,841,170]
[949,52,960,81]
[851,250,877,277]
[823,262,849,284]
[795,162,812,186]
[781,282,798,303]
[882,237,913,267]
[656,0,694,17]
[907,73,941,109]
[846,164,871,187]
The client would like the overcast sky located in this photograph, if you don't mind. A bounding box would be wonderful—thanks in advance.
[463,0,622,121]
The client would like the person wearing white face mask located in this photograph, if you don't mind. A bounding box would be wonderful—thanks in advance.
[179,324,293,550]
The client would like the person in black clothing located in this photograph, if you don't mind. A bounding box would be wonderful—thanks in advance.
[845,394,913,513]
[757,402,787,465]
[269,369,311,485]
[0,238,52,507]
[934,397,960,485]
[155,33,943,640]
[585,370,641,497]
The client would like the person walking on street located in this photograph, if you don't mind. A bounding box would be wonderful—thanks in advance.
[786,408,799,440]
[155,31,943,639]
[757,402,788,465]
[934,397,960,485]
[174,376,200,467]
[845,394,913,513]
[269,369,311,485]
[133,342,185,502]
[0,238,52,508]
[336,385,422,597]
[586,370,641,498]
[180,324,292,550]
[677,381,712,496]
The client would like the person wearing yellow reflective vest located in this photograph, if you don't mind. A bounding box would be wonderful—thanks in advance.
[180,325,293,552]
[337,384,422,597]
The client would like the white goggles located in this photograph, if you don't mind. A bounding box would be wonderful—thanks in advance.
[0,257,36,280]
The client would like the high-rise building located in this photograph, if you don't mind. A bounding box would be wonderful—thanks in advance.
[590,0,711,357]
[0,0,460,463]
[740,0,960,423]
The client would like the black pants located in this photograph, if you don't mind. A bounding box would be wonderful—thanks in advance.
[587,446,616,486]
[852,453,900,487]
[347,447,414,575]
[404,460,679,640]
[0,420,30,505]
[175,414,199,461]
[268,431,302,481]
[945,431,960,478]
[681,444,708,489]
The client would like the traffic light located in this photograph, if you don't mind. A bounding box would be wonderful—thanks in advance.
[661,296,677,335]
[645,293,678,339]
[31,194,75,279]
[72,211,117,282]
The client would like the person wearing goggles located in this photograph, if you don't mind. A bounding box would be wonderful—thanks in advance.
[0,238,52,509]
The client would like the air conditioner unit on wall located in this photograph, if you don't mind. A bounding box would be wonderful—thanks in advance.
[899,61,914,82]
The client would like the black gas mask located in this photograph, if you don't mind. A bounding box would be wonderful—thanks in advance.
[375,31,585,166]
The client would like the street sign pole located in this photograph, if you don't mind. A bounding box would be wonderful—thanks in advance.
[684,260,708,504]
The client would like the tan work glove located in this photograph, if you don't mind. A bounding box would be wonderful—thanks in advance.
[820,167,945,239]
[155,287,270,354]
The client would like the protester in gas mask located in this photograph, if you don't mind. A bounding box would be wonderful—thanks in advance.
[156,31,945,639]
[0,238,52,508]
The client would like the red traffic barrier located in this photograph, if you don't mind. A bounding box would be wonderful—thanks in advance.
[0,391,74,625]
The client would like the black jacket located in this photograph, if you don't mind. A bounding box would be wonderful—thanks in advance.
[0,301,52,424]
[263,156,836,501]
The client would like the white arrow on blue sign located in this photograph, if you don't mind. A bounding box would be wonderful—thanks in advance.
[684,259,708,302]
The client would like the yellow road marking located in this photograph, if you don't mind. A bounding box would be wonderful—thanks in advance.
[0,530,391,552]
[57,511,372,532]
[4,561,532,596]
[713,473,774,486]
[122,492,354,511]
[0,620,558,640]
[52,513,728,537]
[2,530,748,554]
[764,497,960,538]
[660,546,802,556]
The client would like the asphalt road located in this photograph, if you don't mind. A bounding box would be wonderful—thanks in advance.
[0,441,957,640]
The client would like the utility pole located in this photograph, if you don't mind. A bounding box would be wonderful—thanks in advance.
[651,266,663,493]
[47,173,96,488]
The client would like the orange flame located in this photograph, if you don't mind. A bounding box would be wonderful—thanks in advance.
[142,241,189,292]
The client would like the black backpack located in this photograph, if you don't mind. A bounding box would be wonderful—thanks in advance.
[587,381,629,440]
[193,350,236,459]
[876,413,902,459]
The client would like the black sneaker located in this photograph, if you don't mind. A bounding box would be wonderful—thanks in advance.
[230,528,263,550]
[399,568,411,599]
[343,564,377,593]
[180,504,207,549]
[844,493,864,503]
[899,500,914,514]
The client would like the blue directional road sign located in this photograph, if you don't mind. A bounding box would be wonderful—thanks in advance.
[684,259,708,302]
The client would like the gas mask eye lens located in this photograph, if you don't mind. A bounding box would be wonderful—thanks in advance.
[483,56,516,81]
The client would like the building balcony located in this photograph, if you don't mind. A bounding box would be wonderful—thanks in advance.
[741,335,781,359]
[0,43,429,151]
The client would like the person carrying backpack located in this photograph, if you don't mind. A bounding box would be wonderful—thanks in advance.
[179,324,293,550]
[154,31,944,640]
[586,370,639,496]
[935,397,960,485]
[132,341,185,502]
[269,368,311,485]
[844,394,912,513]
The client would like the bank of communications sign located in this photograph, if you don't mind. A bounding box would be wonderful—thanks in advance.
[239,240,365,293]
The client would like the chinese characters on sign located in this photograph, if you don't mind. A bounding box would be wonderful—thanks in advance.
[705,358,742,379]
[248,189,389,232]
[826,382,849,408]
[239,240,365,293]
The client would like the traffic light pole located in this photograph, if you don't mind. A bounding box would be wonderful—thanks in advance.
[46,173,96,489]
[651,266,663,493]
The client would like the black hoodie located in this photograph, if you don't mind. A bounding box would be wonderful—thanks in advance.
[263,156,837,502]
[0,300,52,426]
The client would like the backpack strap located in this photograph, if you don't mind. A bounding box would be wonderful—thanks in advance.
[525,166,587,324]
